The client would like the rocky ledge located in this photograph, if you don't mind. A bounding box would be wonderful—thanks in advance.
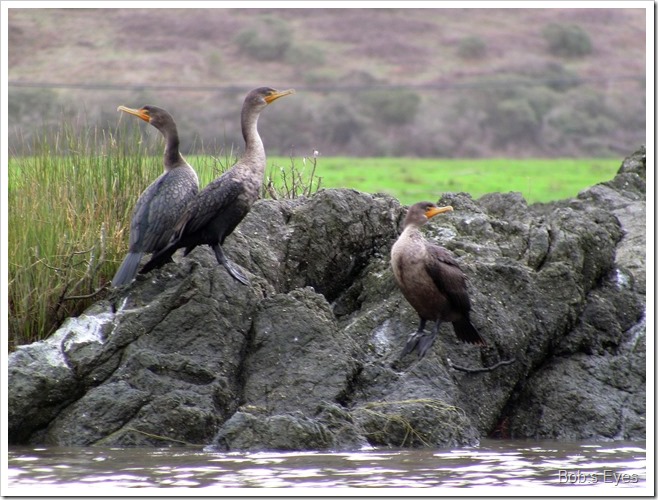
[9,146,646,450]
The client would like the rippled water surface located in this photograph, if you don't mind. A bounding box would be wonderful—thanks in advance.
[7,440,648,493]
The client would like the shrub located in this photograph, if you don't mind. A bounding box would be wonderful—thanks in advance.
[542,23,593,58]
[234,16,292,61]
[206,50,224,77]
[319,98,365,146]
[360,88,421,126]
[543,89,617,154]
[545,92,614,137]
[487,98,541,146]
[534,62,582,92]
[457,36,487,60]
[474,75,559,148]
[285,43,326,68]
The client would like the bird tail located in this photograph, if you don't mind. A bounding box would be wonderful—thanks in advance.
[453,318,487,346]
[111,252,143,287]
[139,243,177,275]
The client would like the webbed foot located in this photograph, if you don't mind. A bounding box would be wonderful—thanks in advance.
[223,260,250,286]
[400,330,438,359]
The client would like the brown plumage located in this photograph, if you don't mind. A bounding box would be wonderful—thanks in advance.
[391,201,486,358]
[139,87,294,285]
[111,105,199,287]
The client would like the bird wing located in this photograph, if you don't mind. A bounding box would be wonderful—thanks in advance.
[424,245,471,313]
[128,172,167,251]
[129,168,199,252]
[171,172,245,241]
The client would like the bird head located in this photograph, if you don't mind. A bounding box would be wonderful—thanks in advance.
[404,201,454,227]
[117,105,175,132]
[117,105,151,123]
[244,87,295,111]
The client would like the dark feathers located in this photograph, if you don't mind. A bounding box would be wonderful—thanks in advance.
[424,245,472,316]
[111,105,198,287]
[392,201,487,357]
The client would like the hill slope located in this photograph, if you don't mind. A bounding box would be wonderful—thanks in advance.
[8,7,647,157]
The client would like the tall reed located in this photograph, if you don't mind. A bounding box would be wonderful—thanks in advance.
[8,125,321,349]
[9,124,152,347]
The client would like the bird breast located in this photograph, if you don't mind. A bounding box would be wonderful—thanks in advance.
[391,228,429,284]
[391,228,448,321]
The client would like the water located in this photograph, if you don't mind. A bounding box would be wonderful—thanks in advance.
[6,440,648,493]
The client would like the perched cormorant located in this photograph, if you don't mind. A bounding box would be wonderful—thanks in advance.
[391,201,486,358]
[111,105,199,287]
[139,87,295,285]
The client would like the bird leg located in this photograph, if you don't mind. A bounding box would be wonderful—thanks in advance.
[400,319,424,358]
[417,319,442,358]
[211,244,250,286]
[400,318,441,359]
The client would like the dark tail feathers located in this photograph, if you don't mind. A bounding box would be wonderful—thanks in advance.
[111,252,143,287]
[139,243,177,275]
[453,318,487,346]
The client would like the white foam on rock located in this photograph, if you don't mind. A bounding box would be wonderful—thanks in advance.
[14,307,116,369]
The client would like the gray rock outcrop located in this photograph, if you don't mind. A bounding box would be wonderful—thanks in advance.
[8,147,646,450]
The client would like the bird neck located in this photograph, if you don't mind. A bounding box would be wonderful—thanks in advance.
[162,128,184,171]
[392,225,426,264]
[240,105,266,174]
[401,224,425,244]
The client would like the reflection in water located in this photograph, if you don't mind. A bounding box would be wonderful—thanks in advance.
[7,440,647,493]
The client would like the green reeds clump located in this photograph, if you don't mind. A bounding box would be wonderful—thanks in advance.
[9,125,322,350]
[8,124,163,348]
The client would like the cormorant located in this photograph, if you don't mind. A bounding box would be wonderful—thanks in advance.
[139,87,294,285]
[391,201,486,358]
[111,105,199,287]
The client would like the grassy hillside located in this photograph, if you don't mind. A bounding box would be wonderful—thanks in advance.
[8,8,645,88]
[8,7,647,157]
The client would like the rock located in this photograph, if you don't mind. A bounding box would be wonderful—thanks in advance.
[212,411,334,452]
[242,287,360,415]
[8,147,646,449]
[352,399,480,448]
[504,146,646,440]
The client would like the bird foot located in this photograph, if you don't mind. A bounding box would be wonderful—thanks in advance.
[223,260,250,286]
[400,330,437,359]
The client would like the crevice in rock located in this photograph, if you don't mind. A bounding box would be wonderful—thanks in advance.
[232,318,259,415]
[533,227,553,272]
[334,363,365,408]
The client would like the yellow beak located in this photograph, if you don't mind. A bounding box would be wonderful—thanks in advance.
[117,105,150,123]
[426,205,454,218]
[264,88,295,104]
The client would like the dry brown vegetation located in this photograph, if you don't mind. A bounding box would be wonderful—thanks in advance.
[8,7,646,157]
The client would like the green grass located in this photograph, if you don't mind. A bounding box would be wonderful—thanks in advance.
[7,141,320,349]
[8,128,156,348]
[8,132,622,350]
[267,156,621,206]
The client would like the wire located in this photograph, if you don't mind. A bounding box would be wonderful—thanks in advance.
[7,76,645,93]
